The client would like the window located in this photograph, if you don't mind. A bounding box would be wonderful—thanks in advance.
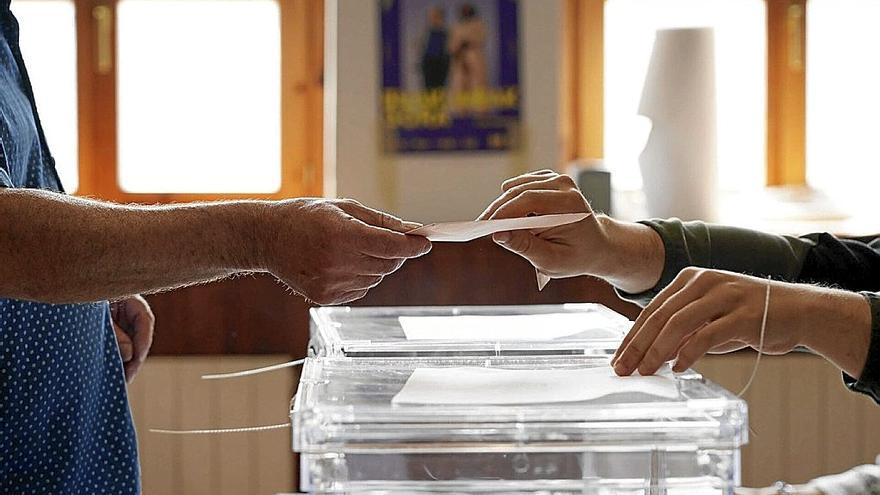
[116,0,281,194]
[8,0,323,202]
[604,0,766,192]
[806,0,880,211]
[12,0,79,192]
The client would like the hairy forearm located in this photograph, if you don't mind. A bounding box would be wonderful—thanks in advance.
[0,188,268,303]
[592,216,665,294]
[794,286,872,379]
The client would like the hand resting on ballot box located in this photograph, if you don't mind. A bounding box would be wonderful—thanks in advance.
[481,170,876,407]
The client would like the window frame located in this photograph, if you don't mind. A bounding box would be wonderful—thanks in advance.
[72,0,324,203]
[562,0,807,188]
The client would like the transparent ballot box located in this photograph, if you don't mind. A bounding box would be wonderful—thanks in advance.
[308,304,632,358]
[291,356,748,494]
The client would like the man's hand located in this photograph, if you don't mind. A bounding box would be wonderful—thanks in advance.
[477,170,664,293]
[0,190,431,305]
[263,198,432,305]
[611,267,872,378]
[111,295,155,384]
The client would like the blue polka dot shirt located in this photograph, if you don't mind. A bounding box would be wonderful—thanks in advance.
[0,4,140,494]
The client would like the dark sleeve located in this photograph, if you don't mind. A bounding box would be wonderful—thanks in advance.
[841,293,880,404]
[797,233,880,291]
[617,218,815,306]
[616,218,880,406]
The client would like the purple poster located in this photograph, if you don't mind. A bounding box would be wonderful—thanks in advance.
[380,0,521,153]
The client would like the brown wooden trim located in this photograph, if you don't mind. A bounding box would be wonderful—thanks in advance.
[280,0,325,198]
[561,0,604,164]
[75,0,324,203]
[76,0,118,198]
[766,0,806,186]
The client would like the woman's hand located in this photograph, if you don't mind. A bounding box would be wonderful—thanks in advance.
[611,267,872,378]
[477,170,604,279]
[478,170,665,293]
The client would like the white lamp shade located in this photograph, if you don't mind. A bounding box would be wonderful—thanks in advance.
[638,27,718,221]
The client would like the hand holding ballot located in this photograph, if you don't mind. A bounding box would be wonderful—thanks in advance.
[478,170,666,294]
[265,198,432,305]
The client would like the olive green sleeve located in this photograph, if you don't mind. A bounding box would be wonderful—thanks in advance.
[618,218,817,307]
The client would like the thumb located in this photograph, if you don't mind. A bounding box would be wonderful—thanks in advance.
[493,230,539,256]
[492,230,553,268]
[493,231,557,274]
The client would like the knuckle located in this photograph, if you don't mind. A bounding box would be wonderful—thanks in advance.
[624,341,644,359]
[720,281,745,301]
[679,266,701,278]
[501,177,519,190]
[643,345,664,365]
[554,174,576,189]
[664,312,685,331]
[518,190,541,207]
[646,307,670,328]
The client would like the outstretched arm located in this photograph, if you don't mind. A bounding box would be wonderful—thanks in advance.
[0,188,431,305]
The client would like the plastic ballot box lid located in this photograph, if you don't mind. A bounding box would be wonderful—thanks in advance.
[291,356,748,493]
[291,355,747,453]
[308,304,632,358]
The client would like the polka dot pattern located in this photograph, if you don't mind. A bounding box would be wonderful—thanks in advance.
[0,5,140,494]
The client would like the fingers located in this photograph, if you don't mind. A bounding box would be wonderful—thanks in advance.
[671,317,735,372]
[635,298,722,376]
[479,174,580,220]
[359,256,406,276]
[334,289,370,304]
[350,275,385,290]
[500,169,557,191]
[612,270,707,375]
[114,323,134,362]
[111,296,155,383]
[338,199,421,233]
[612,269,696,364]
[129,298,155,371]
[355,225,432,259]
[336,201,431,259]
[307,275,384,306]
[613,284,682,366]
[490,189,589,221]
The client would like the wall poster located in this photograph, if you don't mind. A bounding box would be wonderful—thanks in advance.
[380,0,521,153]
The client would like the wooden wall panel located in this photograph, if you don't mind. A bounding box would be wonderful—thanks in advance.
[784,355,824,483]
[698,353,880,488]
[127,356,296,495]
[177,360,216,494]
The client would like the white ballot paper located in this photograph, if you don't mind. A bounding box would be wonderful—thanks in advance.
[407,212,590,290]
[398,313,622,341]
[407,213,590,242]
[391,365,678,405]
